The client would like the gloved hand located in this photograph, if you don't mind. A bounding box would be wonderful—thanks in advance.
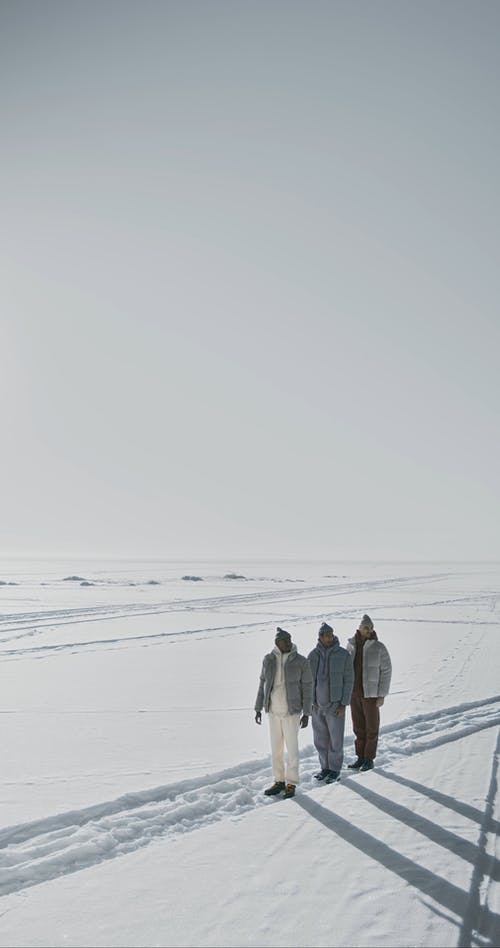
[376,697,385,707]
[255,710,262,724]
[300,714,309,729]
[335,704,346,717]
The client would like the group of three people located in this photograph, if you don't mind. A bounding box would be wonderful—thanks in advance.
[254,614,392,799]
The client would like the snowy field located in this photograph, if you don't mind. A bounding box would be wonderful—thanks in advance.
[0,557,499,948]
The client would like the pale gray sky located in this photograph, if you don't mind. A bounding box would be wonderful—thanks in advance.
[1,0,499,560]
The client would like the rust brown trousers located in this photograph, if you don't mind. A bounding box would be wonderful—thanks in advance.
[350,692,380,761]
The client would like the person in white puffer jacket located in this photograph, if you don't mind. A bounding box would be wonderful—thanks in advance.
[346,614,392,772]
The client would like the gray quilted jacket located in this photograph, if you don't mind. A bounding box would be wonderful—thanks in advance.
[346,635,392,698]
[307,641,354,708]
[255,647,313,715]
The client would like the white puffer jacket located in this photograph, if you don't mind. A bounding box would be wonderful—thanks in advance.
[346,636,392,698]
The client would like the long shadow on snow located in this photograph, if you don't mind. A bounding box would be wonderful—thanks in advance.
[1,696,499,903]
[457,727,500,948]
[295,793,500,947]
[298,720,500,948]
[377,770,500,837]
[343,777,500,883]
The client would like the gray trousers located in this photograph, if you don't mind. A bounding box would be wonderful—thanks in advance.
[312,705,345,773]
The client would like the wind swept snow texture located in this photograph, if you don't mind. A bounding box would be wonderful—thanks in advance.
[0,558,499,948]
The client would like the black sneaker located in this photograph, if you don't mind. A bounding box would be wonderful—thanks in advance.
[324,770,340,784]
[314,769,329,781]
[283,783,296,799]
[347,758,363,770]
[359,758,374,772]
[264,781,286,796]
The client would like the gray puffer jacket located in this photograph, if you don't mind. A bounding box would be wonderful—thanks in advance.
[346,635,392,698]
[255,647,313,715]
[307,640,354,708]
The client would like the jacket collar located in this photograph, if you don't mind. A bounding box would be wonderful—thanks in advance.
[315,636,339,655]
[272,643,297,659]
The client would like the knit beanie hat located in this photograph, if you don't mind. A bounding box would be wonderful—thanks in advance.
[358,614,374,630]
[275,627,292,642]
[319,622,334,636]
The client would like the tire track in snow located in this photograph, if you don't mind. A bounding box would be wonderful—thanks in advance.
[2,576,494,660]
[3,610,498,662]
[0,571,458,640]
[1,694,499,897]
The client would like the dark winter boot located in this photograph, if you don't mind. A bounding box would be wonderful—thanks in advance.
[264,781,286,796]
[324,770,340,784]
[347,757,363,770]
[359,758,374,772]
[314,769,330,781]
[283,783,296,799]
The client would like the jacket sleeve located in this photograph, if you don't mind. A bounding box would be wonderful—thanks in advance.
[301,659,313,715]
[342,651,354,706]
[378,644,392,697]
[254,659,266,712]
[307,650,317,705]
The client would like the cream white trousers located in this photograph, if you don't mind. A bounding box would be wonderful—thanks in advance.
[268,712,301,785]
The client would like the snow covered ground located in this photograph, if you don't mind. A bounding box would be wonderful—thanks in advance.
[0,558,499,948]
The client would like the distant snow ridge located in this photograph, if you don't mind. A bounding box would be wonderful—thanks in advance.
[0,695,499,897]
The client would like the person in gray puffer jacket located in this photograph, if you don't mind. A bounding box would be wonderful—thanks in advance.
[346,613,392,772]
[255,627,313,799]
[307,622,354,784]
